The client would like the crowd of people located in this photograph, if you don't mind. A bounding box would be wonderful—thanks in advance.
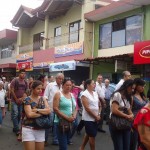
[0,69,150,150]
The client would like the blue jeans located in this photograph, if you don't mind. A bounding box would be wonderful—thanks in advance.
[57,124,70,150]
[0,109,2,125]
[11,102,22,132]
[109,125,131,150]
[45,112,58,143]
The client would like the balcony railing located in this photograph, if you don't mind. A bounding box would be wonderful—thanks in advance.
[19,29,83,53]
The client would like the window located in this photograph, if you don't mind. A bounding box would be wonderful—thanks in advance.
[99,15,142,49]
[1,48,12,59]
[99,23,112,49]
[33,32,44,51]
[69,21,81,44]
[126,15,142,45]
[54,27,61,46]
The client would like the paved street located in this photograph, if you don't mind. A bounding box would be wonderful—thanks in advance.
[0,110,113,150]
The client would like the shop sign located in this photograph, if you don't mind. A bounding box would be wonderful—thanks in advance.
[134,41,150,64]
[54,42,83,58]
[49,61,76,72]
[33,61,53,69]
[16,52,33,71]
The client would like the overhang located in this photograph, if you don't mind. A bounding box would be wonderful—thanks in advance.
[0,63,16,69]
[85,0,150,22]
[0,29,17,45]
[75,54,133,65]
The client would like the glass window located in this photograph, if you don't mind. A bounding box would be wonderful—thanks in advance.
[33,32,44,51]
[112,19,125,32]
[99,23,112,49]
[126,15,142,45]
[112,30,125,47]
[1,48,12,59]
[69,21,81,44]
[54,27,61,46]
[99,15,142,49]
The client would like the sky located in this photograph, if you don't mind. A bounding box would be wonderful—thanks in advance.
[0,0,44,31]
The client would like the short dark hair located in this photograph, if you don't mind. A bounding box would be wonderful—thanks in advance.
[18,69,26,74]
[37,74,46,81]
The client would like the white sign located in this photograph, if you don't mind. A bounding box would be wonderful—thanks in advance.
[49,60,76,72]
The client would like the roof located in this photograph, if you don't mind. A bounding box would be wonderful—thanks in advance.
[75,54,133,64]
[11,0,82,28]
[85,0,150,22]
[0,29,17,45]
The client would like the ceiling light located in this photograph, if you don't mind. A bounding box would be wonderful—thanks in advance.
[112,0,120,2]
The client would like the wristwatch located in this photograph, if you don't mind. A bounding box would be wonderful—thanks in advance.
[36,109,40,113]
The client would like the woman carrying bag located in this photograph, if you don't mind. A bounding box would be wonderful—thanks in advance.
[109,79,134,150]
[22,80,51,150]
[53,78,77,150]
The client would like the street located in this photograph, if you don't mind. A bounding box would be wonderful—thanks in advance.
[0,111,113,150]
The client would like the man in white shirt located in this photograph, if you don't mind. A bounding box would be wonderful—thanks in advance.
[115,71,131,91]
[95,74,106,133]
[44,73,64,145]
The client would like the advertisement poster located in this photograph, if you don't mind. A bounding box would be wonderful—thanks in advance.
[16,52,33,71]
[54,42,83,58]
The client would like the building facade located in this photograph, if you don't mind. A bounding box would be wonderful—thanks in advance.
[84,0,150,89]
[11,0,108,84]
[0,29,17,80]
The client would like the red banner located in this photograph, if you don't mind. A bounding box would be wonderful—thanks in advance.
[17,62,32,71]
[134,41,150,64]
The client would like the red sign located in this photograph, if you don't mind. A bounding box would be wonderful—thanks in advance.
[17,62,32,71]
[134,41,150,64]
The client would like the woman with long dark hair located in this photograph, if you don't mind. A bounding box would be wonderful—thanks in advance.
[22,80,50,150]
[109,79,134,150]
[130,78,147,150]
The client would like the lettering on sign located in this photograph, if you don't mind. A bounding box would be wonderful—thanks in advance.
[139,45,150,58]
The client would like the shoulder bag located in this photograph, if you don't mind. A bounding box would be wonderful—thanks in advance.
[58,95,74,133]
[34,97,51,129]
[110,98,132,130]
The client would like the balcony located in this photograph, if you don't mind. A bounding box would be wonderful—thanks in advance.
[1,48,12,59]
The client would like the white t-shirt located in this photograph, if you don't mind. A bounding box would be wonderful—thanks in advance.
[0,89,6,108]
[95,82,105,99]
[44,81,62,110]
[110,92,130,115]
[81,89,99,121]
[115,79,124,91]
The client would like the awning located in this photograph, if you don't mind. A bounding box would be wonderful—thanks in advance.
[49,60,76,72]
[0,63,16,69]
[75,54,133,65]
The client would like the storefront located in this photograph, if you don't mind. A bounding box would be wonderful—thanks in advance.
[134,40,150,90]
[50,60,90,85]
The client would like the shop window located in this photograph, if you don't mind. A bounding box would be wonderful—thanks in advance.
[33,32,44,51]
[99,15,142,49]
[69,21,81,44]
[1,48,12,59]
[54,26,61,46]
[126,15,142,45]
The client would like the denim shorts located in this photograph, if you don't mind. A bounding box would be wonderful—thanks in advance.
[84,121,98,137]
